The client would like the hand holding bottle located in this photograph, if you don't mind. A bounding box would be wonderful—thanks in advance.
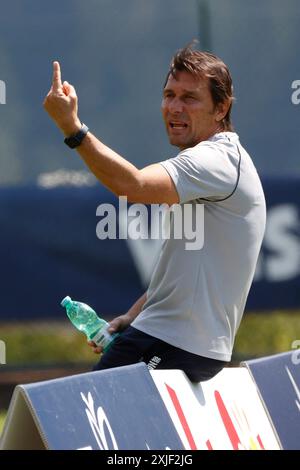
[88,313,132,354]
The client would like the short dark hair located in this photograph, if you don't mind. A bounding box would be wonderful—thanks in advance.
[165,43,234,131]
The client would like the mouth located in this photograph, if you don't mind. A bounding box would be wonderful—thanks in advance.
[169,121,188,130]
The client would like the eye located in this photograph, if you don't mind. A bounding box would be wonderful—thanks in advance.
[184,95,197,103]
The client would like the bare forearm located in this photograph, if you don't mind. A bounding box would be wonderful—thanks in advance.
[126,292,147,322]
[76,131,140,199]
[91,291,147,343]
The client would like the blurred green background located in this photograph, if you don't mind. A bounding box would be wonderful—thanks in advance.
[2,311,300,367]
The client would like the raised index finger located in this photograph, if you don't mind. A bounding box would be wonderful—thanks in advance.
[52,61,62,91]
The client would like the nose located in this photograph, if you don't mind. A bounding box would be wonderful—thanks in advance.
[168,97,184,114]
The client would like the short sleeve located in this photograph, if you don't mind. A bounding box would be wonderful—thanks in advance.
[159,142,240,203]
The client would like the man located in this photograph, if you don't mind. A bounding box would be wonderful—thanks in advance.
[44,44,266,382]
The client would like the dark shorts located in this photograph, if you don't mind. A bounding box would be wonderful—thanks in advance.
[92,326,227,382]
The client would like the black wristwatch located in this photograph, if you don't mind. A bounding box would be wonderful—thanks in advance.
[64,123,89,149]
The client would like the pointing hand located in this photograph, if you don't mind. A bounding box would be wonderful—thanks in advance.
[43,61,81,136]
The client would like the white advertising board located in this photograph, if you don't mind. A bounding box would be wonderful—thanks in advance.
[151,367,280,450]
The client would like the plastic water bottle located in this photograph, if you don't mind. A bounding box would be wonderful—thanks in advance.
[61,296,117,352]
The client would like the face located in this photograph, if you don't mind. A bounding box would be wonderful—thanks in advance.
[161,70,226,150]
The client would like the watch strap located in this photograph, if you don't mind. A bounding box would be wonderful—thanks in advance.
[64,123,89,149]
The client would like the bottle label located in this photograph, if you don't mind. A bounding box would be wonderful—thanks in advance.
[90,326,112,349]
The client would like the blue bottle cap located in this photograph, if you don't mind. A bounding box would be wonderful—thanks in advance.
[61,296,72,307]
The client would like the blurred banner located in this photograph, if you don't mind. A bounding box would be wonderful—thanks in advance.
[244,351,300,450]
[0,177,299,320]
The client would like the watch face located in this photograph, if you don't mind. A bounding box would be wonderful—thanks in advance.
[65,136,79,148]
[64,124,89,148]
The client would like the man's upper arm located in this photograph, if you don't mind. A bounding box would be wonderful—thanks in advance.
[129,163,180,205]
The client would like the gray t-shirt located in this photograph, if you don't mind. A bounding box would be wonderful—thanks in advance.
[132,132,266,361]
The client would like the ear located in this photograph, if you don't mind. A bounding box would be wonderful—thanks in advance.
[215,100,231,123]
